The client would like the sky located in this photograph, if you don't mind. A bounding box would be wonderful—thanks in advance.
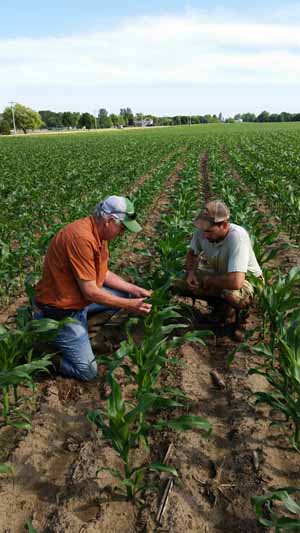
[1,1,300,116]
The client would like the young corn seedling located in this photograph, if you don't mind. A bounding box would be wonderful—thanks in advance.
[87,375,211,500]
[251,488,300,531]
[249,314,300,449]
[0,317,72,427]
[256,267,300,350]
[104,288,212,403]
[0,463,14,474]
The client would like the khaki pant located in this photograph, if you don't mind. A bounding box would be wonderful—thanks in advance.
[175,266,254,308]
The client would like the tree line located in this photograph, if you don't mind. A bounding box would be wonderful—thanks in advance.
[1,104,300,135]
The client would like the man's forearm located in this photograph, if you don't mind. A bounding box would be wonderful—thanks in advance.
[206,273,245,290]
[86,284,132,309]
[104,270,136,294]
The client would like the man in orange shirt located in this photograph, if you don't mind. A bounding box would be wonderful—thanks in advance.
[35,196,151,381]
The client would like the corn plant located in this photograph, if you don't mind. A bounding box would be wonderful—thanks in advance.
[249,314,300,449]
[103,288,212,402]
[255,267,300,350]
[0,463,14,474]
[251,488,300,531]
[25,521,39,533]
[87,375,211,500]
[0,317,71,427]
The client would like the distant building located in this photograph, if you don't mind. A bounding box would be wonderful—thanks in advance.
[234,118,243,123]
[134,118,154,127]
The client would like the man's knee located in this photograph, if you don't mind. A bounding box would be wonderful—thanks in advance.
[222,290,251,310]
[79,361,98,381]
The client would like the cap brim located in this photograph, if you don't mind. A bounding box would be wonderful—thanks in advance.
[122,219,142,232]
[193,218,211,230]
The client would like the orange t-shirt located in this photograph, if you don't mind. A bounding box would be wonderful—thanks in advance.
[36,216,109,309]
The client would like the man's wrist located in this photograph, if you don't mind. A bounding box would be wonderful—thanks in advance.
[127,283,139,295]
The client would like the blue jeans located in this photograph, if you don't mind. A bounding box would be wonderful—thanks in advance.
[35,286,129,381]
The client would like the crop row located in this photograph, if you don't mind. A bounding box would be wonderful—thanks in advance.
[224,130,300,241]
[87,143,214,499]
[1,144,213,504]
[208,143,300,529]
[0,132,187,305]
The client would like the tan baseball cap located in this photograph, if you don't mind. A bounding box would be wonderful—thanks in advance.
[194,201,230,230]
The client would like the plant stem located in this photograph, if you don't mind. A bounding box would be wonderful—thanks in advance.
[13,385,19,404]
[124,463,133,500]
[2,386,10,423]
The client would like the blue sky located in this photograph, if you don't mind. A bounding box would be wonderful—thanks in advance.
[1,1,300,116]
[1,1,300,37]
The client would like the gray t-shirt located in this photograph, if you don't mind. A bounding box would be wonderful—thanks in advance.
[190,223,262,277]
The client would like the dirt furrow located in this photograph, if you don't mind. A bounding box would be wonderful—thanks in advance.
[139,150,265,532]
[127,148,185,196]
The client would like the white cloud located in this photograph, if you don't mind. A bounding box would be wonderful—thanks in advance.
[1,13,300,92]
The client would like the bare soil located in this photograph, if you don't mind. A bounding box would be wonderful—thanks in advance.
[1,152,300,533]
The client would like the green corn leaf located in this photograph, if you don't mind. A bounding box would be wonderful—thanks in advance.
[8,421,32,430]
[0,463,14,474]
[154,415,212,433]
[252,488,300,530]
[25,520,39,533]
[108,376,125,419]
[148,463,178,477]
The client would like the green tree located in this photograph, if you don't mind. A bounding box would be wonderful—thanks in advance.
[78,112,94,129]
[98,108,112,129]
[172,116,181,125]
[62,111,80,128]
[241,112,256,122]
[120,108,134,126]
[110,113,119,127]
[280,111,292,122]
[0,121,11,135]
[269,113,280,122]
[199,115,208,123]
[39,110,63,129]
[135,112,144,122]
[3,103,42,134]
[256,110,270,122]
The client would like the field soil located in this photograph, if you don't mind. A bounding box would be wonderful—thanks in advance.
[1,154,300,532]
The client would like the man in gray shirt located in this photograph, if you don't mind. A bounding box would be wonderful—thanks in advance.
[181,200,262,338]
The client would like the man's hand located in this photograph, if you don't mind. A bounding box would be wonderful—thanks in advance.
[127,298,152,314]
[186,271,199,290]
[130,286,152,298]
